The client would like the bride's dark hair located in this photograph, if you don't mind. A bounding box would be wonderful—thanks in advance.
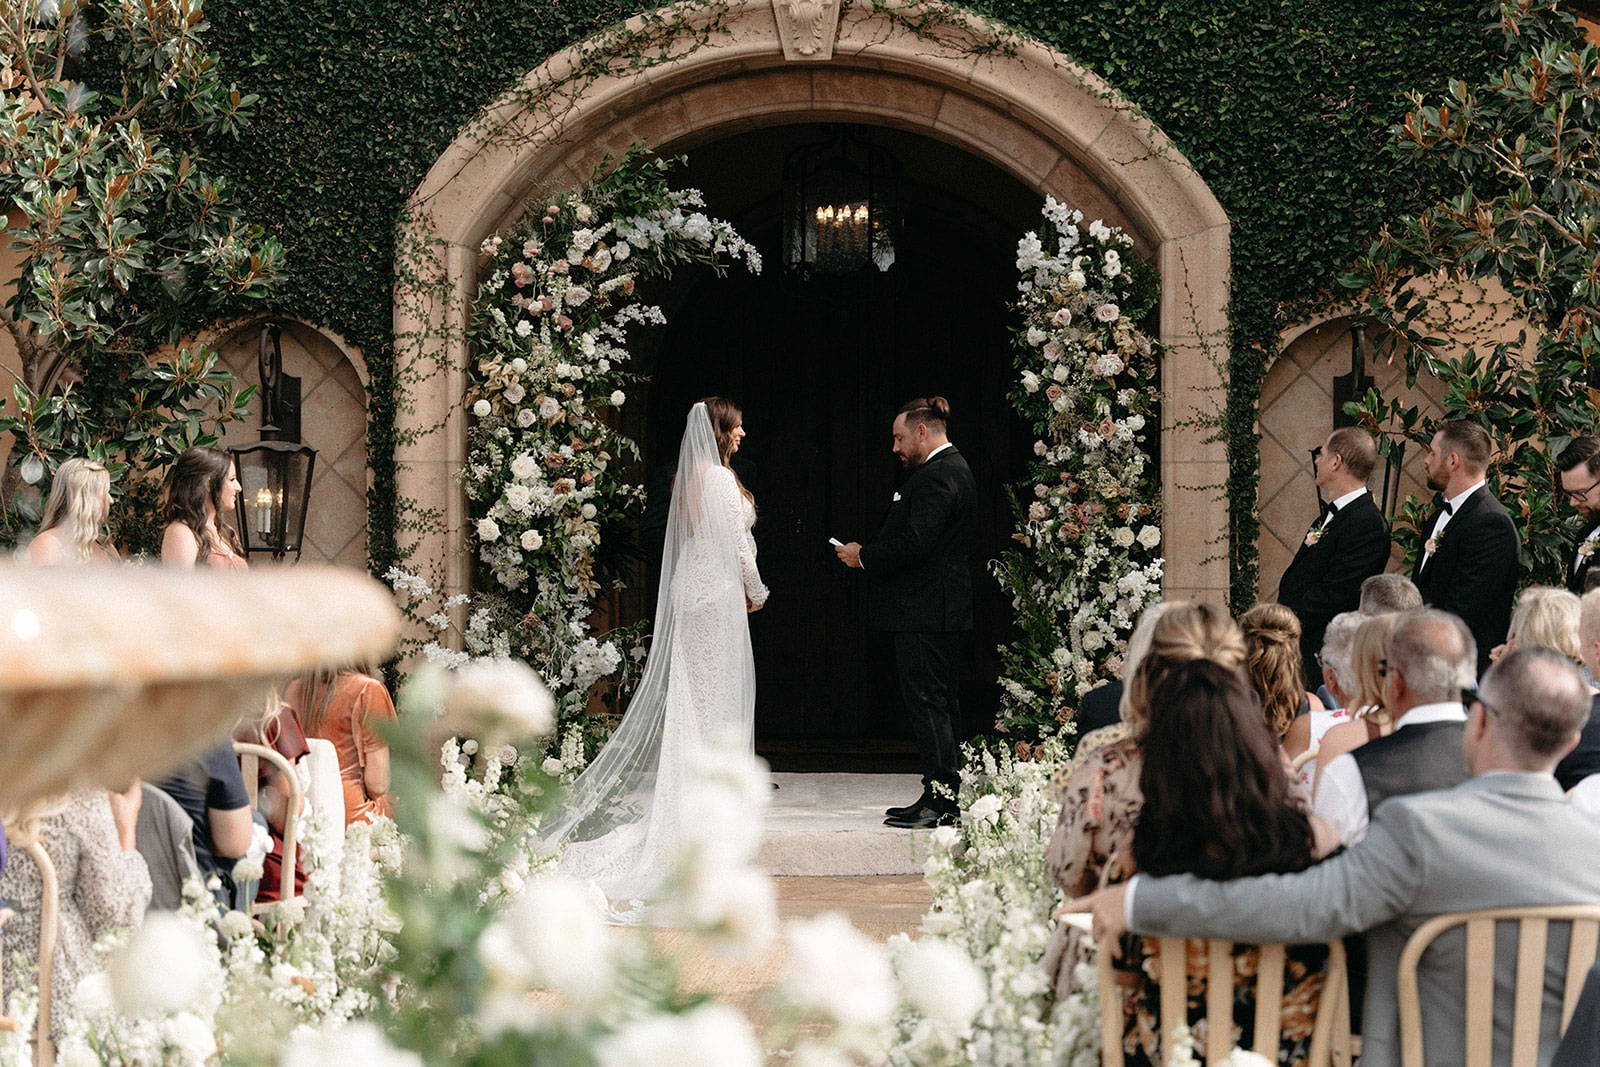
[163,446,243,562]
[697,396,755,506]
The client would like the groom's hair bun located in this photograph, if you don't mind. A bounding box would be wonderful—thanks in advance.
[898,396,950,430]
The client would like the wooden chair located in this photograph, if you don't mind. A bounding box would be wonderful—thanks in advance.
[1083,920,1352,1067]
[232,741,304,924]
[20,839,60,1067]
[1396,904,1600,1067]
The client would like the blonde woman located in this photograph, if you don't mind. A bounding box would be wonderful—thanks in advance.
[26,458,119,565]
[1312,611,1402,796]
[1491,586,1584,667]
[0,787,150,1038]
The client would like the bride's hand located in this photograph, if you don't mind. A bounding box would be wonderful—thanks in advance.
[746,596,764,613]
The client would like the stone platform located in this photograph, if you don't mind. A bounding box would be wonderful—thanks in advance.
[755,772,934,876]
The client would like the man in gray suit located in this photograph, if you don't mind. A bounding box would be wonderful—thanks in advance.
[1069,647,1600,1067]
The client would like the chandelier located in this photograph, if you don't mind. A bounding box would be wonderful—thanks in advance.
[783,131,900,275]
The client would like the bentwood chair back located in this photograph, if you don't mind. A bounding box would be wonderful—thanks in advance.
[1396,904,1600,1067]
[24,839,60,1067]
[1090,928,1352,1067]
[232,741,304,923]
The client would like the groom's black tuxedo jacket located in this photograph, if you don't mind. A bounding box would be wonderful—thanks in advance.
[1567,528,1597,595]
[1277,491,1391,684]
[861,445,977,633]
[1412,485,1521,670]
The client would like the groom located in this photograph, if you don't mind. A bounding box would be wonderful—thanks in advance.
[836,397,977,829]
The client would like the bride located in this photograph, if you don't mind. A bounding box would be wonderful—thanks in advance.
[538,398,768,917]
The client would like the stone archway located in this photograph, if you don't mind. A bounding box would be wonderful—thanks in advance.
[396,0,1232,606]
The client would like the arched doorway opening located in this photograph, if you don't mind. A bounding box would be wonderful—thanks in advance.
[616,123,1040,767]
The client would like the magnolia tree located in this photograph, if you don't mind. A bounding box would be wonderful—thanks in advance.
[0,0,282,552]
[1343,0,1600,575]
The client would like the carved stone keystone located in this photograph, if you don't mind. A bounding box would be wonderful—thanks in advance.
[772,0,842,61]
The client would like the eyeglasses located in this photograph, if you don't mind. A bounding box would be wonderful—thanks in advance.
[1563,474,1600,502]
[1466,689,1502,717]
[1309,446,1323,466]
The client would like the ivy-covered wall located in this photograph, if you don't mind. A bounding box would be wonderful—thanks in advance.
[200,0,1501,602]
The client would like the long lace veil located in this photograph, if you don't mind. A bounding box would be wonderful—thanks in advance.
[537,402,755,912]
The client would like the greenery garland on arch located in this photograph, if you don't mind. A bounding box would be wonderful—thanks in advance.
[400,148,759,749]
[991,200,1163,745]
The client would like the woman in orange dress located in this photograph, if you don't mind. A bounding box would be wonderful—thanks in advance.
[160,446,248,570]
[284,667,397,827]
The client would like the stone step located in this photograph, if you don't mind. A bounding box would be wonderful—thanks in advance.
[756,772,934,877]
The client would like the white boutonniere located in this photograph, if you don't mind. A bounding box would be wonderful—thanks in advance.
[1425,535,1439,556]
[1303,525,1323,548]
[1580,533,1598,560]
[893,492,902,502]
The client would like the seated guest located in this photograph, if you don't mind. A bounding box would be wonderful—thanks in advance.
[158,740,254,907]
[1492,586,1583,669]
[1312,611,1402,792]
[1073,648,1600,1067]
[1286,611,1362,785]
[134,782,202,911]
[285,664,398,827]
[1240,602,1323,741]
[160,446,248,570]
[26,457,119,565]
[1312,609,1472,846]
[1557,589,1600,790]
[237,699,310,904]
[1071,602,1174,744]
[0,785,151,1038]
[1359,573,1422,615]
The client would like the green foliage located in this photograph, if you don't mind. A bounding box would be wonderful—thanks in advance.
[169,0,1505,596]
[0,0,282,550]
[1344,0,1600,582]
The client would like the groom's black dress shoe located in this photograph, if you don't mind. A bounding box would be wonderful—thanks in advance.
[883,804,957,830]
[885,792,933,819]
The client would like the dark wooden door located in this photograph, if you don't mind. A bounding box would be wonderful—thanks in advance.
[628,215,1028,767]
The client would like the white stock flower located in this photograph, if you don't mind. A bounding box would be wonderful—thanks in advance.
[162,1011,217,1066]
[780,912,896,1037]
[521,529,543,551]
[889,936,985,1034]
[511,453,538,479]
[482,874,614,1002]
[476,517,501,543]
[280,1021,423,1067]
[597,1003,761,1067]
[472,398,491,418]
[108,912,209,1015]
[1088,219,1112,242]
[445,657,555,738]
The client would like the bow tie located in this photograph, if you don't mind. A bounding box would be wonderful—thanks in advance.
[1441,501,1454,516]
[1321,500,1339,519]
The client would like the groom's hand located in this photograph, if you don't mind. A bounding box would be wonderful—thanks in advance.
[835,541,863,568]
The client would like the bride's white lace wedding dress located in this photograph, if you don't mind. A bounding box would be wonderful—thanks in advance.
[538,403,767,917]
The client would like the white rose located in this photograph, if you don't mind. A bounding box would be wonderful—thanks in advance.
[510,453,538,480]
[1095,302,1121,323]
[542,757,564,776]
[1067,270,1087,289]
[1138,525,1162,549]
[1033,440,1048,457]
[446,657,555,738]
[611,390,626,406]
[1020,371,1040,393]
[1089,219,1113,242]
[504,383,526,404]
[1113,527,1136,548]
[967,794,1003,824]
[472,399,491,418]
[516,408,535,427]
[510,357,528,373]
[514,320,533,338]
[612,240,631,261]
[504,484,533,512]
[539,396,562,420]
[563,285,592,307]
[580,503,597,519]
[1050,307,1072,327]
[1126,414,1146,432]
[1025,326,1046,346]
[572,228,597,251]
[477,517,501,542]
[889,936,985,1034]
[1053,363,1071,382]
[779,913,896,1035]
[1104,249,1121,266]
[520,529,543,551]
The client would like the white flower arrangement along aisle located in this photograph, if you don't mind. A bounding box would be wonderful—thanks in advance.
[426,147,761,754]
[992,200,1164,747]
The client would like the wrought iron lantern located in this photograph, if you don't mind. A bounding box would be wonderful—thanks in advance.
[782,130,901,275]
[228,323,317,562]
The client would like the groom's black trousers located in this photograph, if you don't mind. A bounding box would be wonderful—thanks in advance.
[892,631,963,804]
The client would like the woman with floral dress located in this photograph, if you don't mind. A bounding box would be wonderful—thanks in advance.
[1044,602,1336,1065]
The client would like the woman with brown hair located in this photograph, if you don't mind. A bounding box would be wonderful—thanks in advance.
[540,398,768,918]
[1240,602,1324,743]
[284,666,398,827]
[160,446,247,569]
[27,457,120,565]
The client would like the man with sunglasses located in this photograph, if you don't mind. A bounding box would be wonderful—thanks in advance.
[1556,436,1600,596]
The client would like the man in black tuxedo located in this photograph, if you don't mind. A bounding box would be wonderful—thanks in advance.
[1556,436,1600,595]
[1412,419,1521,673]
[836,397,977,829]
[1277,427,1392,685]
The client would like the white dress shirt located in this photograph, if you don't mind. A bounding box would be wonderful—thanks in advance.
[1320,487,1368,528]
[1420,480,1484,570]
[925,441,953,462]
[1311,700,1467,846]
